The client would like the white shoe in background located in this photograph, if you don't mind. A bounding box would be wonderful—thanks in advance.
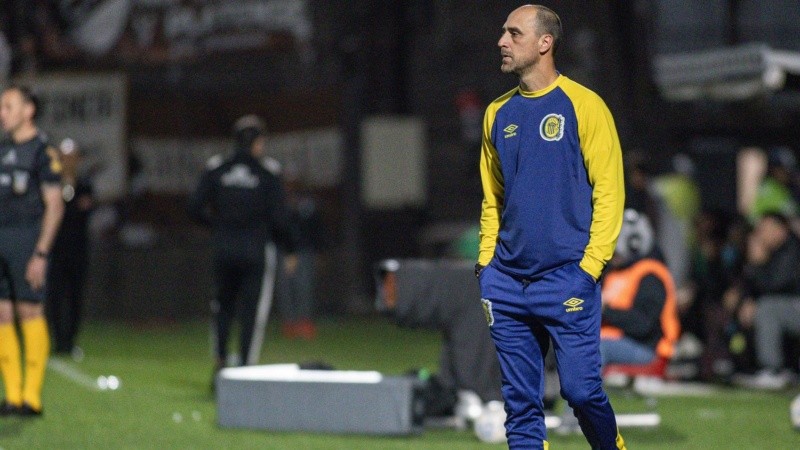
[474,401,507,444]
[790,393,800,431]
[732,369,793,391]
[455,390,484,422]
[71,346,85,362]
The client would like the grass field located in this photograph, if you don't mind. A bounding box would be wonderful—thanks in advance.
[1,315,799,449]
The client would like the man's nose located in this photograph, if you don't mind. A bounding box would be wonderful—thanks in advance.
[497,32,510,48]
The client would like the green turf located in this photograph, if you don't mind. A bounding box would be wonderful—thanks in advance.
[1,315,799,449]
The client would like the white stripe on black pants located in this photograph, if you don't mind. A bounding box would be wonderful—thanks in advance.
[246,242,278,365]
[209,241,278,366]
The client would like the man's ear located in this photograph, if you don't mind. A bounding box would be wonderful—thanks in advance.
[23,101,36,121]
[538,34,553,55]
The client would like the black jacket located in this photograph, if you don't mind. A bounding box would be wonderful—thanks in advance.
[744,233,800,298]
[601,251,669,350]
[188,151,297,259]
[603,274,666,349]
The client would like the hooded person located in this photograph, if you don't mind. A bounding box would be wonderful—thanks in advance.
[599,209,681,366]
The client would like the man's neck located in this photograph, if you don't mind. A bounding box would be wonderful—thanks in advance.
[518,62,559,92]
[12,123,38,144]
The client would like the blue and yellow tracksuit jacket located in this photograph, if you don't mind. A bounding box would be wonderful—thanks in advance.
[479,74,624,280]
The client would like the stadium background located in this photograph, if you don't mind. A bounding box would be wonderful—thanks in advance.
[2,1,800,448]
[3,0,800,336]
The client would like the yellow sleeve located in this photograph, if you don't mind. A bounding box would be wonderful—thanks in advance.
[478,105,505,266]
[576,95,625,279]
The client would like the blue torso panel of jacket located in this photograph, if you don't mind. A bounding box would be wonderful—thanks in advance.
[479,75,625,281]
[489,86,592,278]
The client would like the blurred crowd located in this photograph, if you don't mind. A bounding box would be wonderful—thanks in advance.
[1,1,78,79]
[1,1,169,81]
[626,146,800,390]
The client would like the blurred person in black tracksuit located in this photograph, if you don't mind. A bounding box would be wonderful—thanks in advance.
[46,137,93,357]
[189,115,297,379]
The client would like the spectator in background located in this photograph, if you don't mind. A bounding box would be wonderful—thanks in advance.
[0,85,64,416]
[600,209,680,367]
[277,165,324,340]
[624,150,661,233]
[679,210,743,381]
[30,0,81,67]
[749,146,800,224]
[719,213,752,374]
[731,213,800,390]
[46,138,94,358]
[188,115,297,386]
[0,1,37,75]
[650,153,701,290]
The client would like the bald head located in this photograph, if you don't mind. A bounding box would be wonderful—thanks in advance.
[512,4,562,55]
[498,4,562,86]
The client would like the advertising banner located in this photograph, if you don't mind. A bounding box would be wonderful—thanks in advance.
[18,72,128,201]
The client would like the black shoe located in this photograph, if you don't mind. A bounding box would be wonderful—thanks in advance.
[0,401,21,416]
[16,403,42,417]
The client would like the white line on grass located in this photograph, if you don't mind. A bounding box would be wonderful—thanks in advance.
[47,357,103,391]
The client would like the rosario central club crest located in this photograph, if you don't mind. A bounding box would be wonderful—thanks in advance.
[539,113,565,142]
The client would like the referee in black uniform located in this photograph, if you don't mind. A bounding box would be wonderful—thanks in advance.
[189,115,297,380]
[0,85,64,416]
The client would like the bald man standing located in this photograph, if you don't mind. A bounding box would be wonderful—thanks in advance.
[476,5,626,449]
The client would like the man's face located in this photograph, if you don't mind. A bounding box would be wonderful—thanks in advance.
[0,89,33,135]
[251,135,266,159]
[756,216,788,250]
[498,8,542,76]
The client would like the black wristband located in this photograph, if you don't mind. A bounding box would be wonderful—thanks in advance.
[34,250,48,258]
[474,263,485,278]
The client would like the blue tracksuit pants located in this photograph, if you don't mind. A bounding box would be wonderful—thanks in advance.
[479,261,624,450]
